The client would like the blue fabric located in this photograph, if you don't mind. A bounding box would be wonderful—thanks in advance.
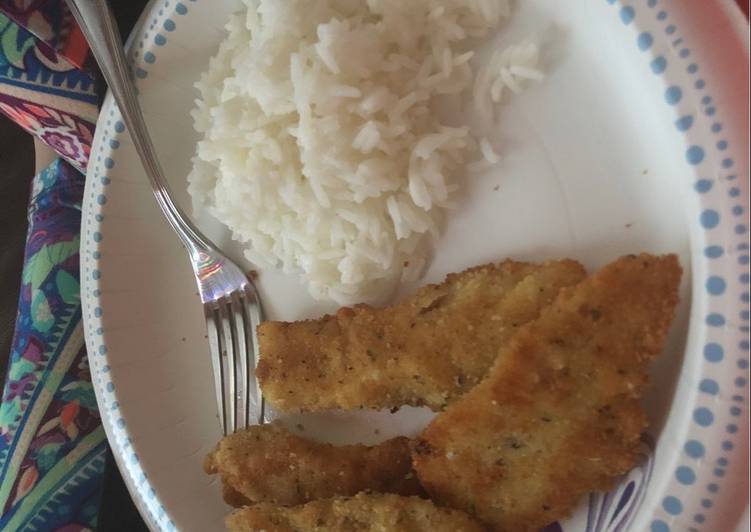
[0,159,105,532]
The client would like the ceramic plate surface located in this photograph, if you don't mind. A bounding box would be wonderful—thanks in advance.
[81,0,749,530]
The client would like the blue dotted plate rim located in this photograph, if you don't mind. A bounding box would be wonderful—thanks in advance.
[80,1,750,531]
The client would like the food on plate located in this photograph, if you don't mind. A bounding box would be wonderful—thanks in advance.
[411,254,682,531]
[222,481,252,508]
[207,253,681,530]
[188,0,541,304]
[204,421,420,506]
[256,259,586,412]
[225,492,486,532]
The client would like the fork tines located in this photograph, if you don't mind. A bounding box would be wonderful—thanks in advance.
[205,289,264,435]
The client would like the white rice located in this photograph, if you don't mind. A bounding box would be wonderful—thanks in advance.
[474,39,542,116]
[188,0,541,304]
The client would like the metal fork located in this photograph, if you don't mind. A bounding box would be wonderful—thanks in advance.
[68,0,265,433]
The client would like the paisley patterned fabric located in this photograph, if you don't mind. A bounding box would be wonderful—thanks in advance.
[0,159,106,532]
[0,0,92,70]
[0,3,113,530]
[0,5,96,171]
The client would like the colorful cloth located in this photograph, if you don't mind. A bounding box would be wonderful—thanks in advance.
[0,2,96,170]
[0,0,93,71]
[0,159,106,532]
[0,3,109,530]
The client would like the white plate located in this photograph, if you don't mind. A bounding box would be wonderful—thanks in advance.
[81,1,750,530]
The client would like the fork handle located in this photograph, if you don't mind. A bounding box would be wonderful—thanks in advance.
[66,0,216,259]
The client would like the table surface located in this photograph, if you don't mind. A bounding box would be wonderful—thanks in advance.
[0,115,32,385]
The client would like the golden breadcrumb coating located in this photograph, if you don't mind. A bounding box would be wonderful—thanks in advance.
[412,254,681,531]
[205,421,421,507]
[257,260,586,411]
[225,492,487,531]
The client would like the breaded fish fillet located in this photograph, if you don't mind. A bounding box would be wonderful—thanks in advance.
[225,492,487,532]
[411,254,681,531]
[205,421,420,506]
[257,259,586,411]
[222,481,252,507]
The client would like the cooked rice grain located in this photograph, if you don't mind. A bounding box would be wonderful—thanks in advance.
[188,0,539,303]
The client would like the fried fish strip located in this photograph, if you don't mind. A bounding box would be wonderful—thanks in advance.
[205,421,421,507]
[412,254,681,532]
[221,481,252,507]
[257,259,586,411]
[225,492,487,532]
